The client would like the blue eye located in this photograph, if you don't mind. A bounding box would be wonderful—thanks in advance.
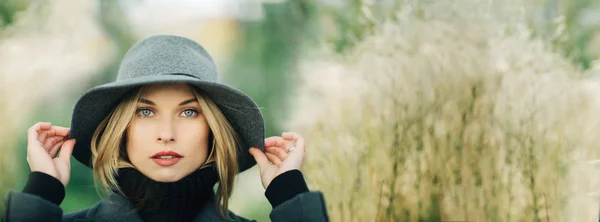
[181,109,197,117]
[137,108,154,117]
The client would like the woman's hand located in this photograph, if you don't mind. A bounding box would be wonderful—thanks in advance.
[249,132,305,189]
[26,122,76,187]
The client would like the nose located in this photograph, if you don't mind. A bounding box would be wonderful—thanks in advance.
[157,118,175,144]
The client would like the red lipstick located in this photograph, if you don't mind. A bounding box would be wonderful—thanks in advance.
[150,151,183,166]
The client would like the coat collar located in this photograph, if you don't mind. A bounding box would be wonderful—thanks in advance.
[82,192,232,222]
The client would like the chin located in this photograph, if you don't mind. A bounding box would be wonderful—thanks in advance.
[149,170,185,182]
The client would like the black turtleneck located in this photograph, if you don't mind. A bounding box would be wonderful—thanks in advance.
[114,165,219,222]
[23,168,309,221]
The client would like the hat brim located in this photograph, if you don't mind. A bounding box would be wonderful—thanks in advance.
[69,74,264,172]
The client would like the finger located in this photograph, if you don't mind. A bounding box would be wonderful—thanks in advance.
[265,136,286,148]
[43,136,65,150]
[41,126,70,139]
[58,139,75,162]
[42,137,58,152]
[267,134,296,152]
[49,140,65,158]
[38,131,48,143]
[28,122,52,145]
[281,132,301,141]
[249,147,270,169]
[39,127,70,146]
[266,152,283,166]
[283,140,295,152]
[37,124,54,142]
[43,137,58,151]
[282,132,305,152]
[266,146,288,160]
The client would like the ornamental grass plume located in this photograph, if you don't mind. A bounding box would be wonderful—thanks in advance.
[286,2,600,221]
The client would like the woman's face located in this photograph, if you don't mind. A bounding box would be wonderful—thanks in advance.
[127,83,210,182]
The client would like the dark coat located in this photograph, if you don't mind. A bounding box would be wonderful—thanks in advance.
[3,190,329,222]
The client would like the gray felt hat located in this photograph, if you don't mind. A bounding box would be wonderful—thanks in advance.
[69,35,264,172]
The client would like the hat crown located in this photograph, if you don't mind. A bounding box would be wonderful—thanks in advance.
[116,35,218,82]
[70,35,264,172]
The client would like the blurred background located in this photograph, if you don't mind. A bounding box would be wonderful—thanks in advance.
[2,0,600,221]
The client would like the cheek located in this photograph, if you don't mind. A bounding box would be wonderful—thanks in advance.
[126,122,152,160]
[180,120,210,152]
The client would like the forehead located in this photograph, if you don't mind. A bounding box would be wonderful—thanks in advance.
[140,83,195,98]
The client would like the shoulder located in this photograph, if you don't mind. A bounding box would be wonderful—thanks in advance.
[81,193,142,221]
[3,191,94,222]
[62,208,90,222]
[60,193,141,222]
[195,200,256,222]
[227,210,257,222]
[58,196,126,222]
[269,191,329,222]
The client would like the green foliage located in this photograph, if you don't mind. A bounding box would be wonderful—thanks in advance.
[2,0,600,221]
[224,1,316,136]
[0,0,28,27]
[527,0,600,70]
[319,0,399,53]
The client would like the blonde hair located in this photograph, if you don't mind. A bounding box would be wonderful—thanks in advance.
[90,84,240,218]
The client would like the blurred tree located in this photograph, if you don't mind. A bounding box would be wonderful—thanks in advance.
[44,0,138,213]
[0,102,19,218]
[322,0,377,53]
[318,0,401,54]
[0,0,28,27]
[223,1,318,221]
[317,0,600,70]
[224,0,317,136]
[0,0,30,217]
[96,0,138,83]
[537,0,600,70]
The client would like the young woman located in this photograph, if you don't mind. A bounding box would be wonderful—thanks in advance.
[3,35,328,222]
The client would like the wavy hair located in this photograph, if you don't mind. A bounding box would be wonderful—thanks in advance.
[90,84,240,218]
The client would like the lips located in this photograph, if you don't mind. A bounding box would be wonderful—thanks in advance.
[151,151,183,166]
[151,151,183,158]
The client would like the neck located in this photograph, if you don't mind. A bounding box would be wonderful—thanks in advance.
[115,165,219,222]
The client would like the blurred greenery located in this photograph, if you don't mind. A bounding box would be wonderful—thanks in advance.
[7,0,140,215]
[222,2,318,220]
[526,0,600,69]
[224,1,317,136]
[2,0,600,221]
[320,0,398,53]
[23,96,100,212]
[0,0,26,27]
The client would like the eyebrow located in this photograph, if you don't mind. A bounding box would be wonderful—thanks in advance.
[138,98,197,106]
